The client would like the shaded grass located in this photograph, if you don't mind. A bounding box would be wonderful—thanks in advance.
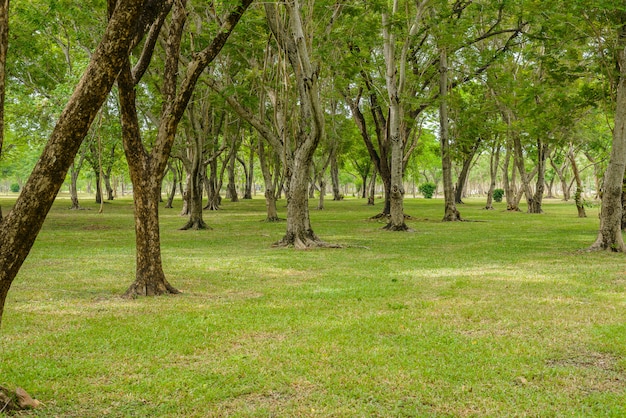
[0,195,625,416]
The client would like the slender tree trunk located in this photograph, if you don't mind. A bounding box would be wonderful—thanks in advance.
[330,143,342,200]
[367,166,377,206]
[485,142,500,210]
[439,46,461,222]
[258,139,280,221]
[382,7,408,231]
[165,162,177,208]
[528,139,548,213]
[455,139,481,205]
[180,128,208,230]
[69,165,81,210]
[568,146,586,218]
[590,17,626,251]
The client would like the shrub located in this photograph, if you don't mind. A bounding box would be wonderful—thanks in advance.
[10,183,20,193]
[419,182,436,199]
[493,188,504,202]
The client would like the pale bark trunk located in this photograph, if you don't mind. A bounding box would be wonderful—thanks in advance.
[266,1,330,247]
[590,17,626,251]
[569,145,586,218]
[259,139,281,222]
[165,162,177,208]
[439,46,461,222]
[383,6,409,231]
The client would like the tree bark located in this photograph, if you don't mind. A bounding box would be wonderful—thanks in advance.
[568,145,586,218]
[528,139,548,214]
[439,46,461,222]
[266,1,331,247]
[0,0,158,325]
[485,141,501,210]
[382,5,409,231]
[590,17,626,251]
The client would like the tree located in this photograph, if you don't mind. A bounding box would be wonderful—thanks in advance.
[119,0,253,297]
[0,0,8,222]
[590,10,626,251]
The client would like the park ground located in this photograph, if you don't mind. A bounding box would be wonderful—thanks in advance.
[0,195,625,417]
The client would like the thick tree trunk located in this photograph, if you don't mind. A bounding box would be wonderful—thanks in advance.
[125,176,179,296]
[0,0,156,326]
[590,18,626,251]
[513,134,536,213]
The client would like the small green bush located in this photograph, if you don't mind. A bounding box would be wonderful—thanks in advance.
[10,183,20,193]
[419,182,436,199]
[493,188,504,202]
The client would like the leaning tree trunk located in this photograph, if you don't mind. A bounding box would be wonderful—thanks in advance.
[455,138,481,205]
[513,133,536,213]
[590,17,626,251]
[330,143,342,200]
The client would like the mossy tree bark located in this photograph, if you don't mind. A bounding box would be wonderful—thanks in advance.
[119,0,253,296]
[590,15,626,251]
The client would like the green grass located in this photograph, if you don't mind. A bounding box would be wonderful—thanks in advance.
[1,194,625,417]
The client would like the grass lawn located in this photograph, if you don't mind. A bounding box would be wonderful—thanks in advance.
[0,194,625,417]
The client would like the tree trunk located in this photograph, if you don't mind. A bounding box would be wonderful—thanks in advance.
[69,163,81,210]
[528,139,548,214]
[180,129,208,230]
[317,179,326,210]
[502,140,518,211]
[382,7,409,231]
[330,143,342,200]
[439,46,461,222]
[226,144,239,202]
[165,162,177,208]
[258,138,281,222]
[455,139,481,205]
[0,0,7,223]
[367,166,377,206]
[485,142,500,210]
[266,1,329,247]
[569,146,586,218]
[590,17,626,251]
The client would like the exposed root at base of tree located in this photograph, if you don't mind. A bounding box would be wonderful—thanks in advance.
[260,217,284,223]
[122,281,181,299]
[382,222,414,232]
[204,204,221,211]
[369,213,415,221]
[586,242,626,253]
[0,386,40,413]
[179,220,211,230]
[483,206,494,210]
[272,236,342,250]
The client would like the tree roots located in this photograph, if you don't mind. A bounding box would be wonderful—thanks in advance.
[179,219,211,230]
[0,386,40,413]
[123,280,181,299]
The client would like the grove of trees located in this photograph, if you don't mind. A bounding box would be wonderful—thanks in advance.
[1,0,626,360]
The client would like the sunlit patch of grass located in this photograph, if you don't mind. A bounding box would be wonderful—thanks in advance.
[0,196,625,416]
